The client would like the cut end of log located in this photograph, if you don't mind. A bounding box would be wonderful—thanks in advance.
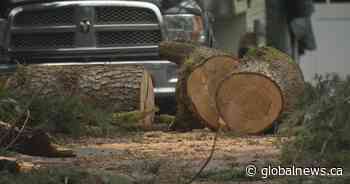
[139,71,155,130]
[244,46,305,114]
[186,56,240,129]
[216,73,283,134]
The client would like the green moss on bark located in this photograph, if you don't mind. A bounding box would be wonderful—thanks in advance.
[246,46,294,64]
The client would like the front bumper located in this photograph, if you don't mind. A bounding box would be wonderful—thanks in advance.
[7,46,160,60]
[0,60,177,97]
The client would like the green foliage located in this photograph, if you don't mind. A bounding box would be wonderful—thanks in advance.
[27,95,114,138]
[0,89,24,123]
[112,108,158,131]
[0,148,16,157]
[280,74,350,183]
[0,87,126,138]
[156,114,175,125]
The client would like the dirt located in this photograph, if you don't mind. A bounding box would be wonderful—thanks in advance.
[5,130,282,184]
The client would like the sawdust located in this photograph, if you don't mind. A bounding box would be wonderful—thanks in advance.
[5,131,281,184]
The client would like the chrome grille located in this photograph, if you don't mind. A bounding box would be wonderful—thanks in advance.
[8,1,163,58]
[95,7,158,24]
[14,8,74,26]
[11,33,74,49]
[97,30,161,47]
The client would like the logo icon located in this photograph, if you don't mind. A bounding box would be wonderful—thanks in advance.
[79,19,91,33]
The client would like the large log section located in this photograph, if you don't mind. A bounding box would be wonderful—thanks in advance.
[5,64,155,129]
[160,41,240,130]
[216,47,305,133]
[160,42,304,134]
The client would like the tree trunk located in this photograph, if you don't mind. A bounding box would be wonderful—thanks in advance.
[5,64,155,129]
[160,41,240,130]
[216,47,305,134]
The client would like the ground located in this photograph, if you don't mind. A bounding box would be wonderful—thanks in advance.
[3,130,282,184]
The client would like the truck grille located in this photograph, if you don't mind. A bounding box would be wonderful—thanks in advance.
[95,7,158,24]
[14,8,74,26]
[97,30,161,47]
[8,2,163,58]
[12,33,74,49]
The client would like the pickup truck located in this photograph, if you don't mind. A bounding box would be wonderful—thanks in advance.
[0,0,212,112]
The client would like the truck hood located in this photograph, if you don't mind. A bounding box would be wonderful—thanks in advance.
[2,0,202,16]
[8,0,163,7]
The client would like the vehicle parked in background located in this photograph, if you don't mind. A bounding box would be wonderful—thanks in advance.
[0,0,214,113]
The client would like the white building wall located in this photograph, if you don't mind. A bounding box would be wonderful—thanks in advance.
[300,3,350,81]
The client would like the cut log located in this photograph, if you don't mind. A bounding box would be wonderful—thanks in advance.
[160,41,240,130]
[216,47,305,134]
[5,64,155,129]
[0,121,75,157]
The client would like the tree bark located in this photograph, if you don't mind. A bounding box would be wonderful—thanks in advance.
[216,47,305,134]
[160,41,240,130]
[5,64,155,129]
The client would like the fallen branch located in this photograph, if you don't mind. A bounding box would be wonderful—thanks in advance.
[0,68,75,157]
[4,110,30,150]
[185,121,226,184]
[0,121,75,158]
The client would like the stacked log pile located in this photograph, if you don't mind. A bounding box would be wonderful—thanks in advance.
[0,41,305,152]
[160,42,305,134]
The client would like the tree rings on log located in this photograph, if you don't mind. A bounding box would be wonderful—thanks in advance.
[160,41,240,130]
[216,72,283,133]
[215,47,304,134]
[186,56,240,130]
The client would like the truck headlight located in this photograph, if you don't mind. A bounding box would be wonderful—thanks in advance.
[164,14,206,43]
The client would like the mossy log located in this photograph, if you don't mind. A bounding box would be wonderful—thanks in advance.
[0,121,75,157]
[112,108,158,130]
[5,64,155,129]
[160,41,240,130]
[216,47,305,134]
